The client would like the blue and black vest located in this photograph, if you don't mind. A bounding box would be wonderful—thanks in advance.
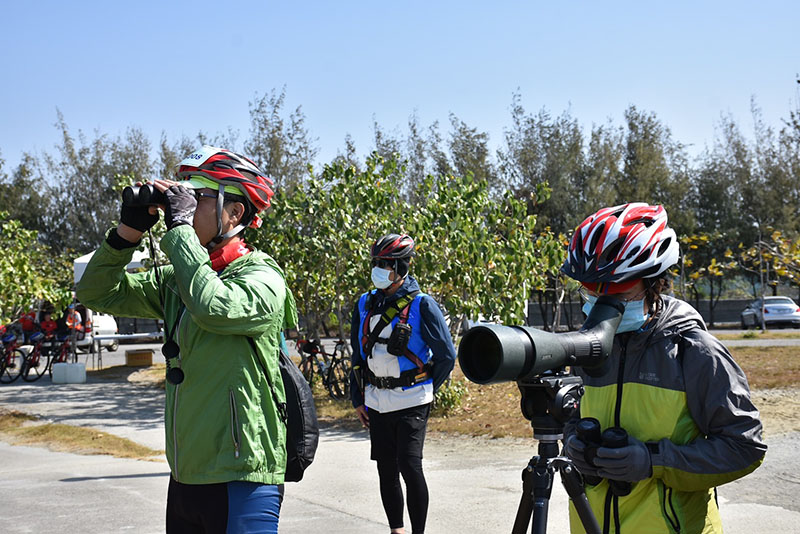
[357,290,433,389]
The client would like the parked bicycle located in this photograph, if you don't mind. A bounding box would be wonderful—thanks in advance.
[47,333,76,377]
[295,338,351,400]
[20,331,56,382]
[0,327,25,383]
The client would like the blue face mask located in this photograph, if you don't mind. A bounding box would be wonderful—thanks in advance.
[582,295,650,333]
[371,267,394,289]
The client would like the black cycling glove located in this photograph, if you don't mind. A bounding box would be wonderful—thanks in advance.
[120,203,160,233]
[164,185,197,230]
[563,434,601,477]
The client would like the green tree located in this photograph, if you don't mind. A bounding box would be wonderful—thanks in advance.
[0,212,72,324]
[157,134,197,181]
[498,96,586,235]
[245,88,318,193]
[40,112,154,253]
[620,106,694,236]
[253,152,559,338]
[406,173,556,333]
[582,121,625,212]
[677,233,737,325]
[0,153,50,238]
[751,100,800,234]
[254,152,404,338]
[447,114,496,188]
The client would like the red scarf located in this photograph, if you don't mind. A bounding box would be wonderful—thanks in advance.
[210,239,251,272]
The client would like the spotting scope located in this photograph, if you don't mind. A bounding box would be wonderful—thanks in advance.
[458,296,625,384]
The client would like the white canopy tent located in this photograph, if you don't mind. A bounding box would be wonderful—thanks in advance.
[73,249,149,285]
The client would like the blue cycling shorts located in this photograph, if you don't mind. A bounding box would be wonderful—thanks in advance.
[167,477,284,533]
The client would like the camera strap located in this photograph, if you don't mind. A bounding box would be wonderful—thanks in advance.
[361,291,419,359]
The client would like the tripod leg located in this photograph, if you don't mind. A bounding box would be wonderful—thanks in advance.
[530,459,553,534]
[512,458,535,534]
[512,455,554,534]
[559,464,601,534]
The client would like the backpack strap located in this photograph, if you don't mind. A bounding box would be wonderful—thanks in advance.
[395,300,426,370]
[361,290,420,358]
[248,337,288,424]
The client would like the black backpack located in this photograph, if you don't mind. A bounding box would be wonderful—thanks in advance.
[248,338,319,482]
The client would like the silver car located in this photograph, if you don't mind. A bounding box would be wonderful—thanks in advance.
[740,296,800,328]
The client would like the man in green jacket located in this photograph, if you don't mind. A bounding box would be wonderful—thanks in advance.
[77,146,297,533]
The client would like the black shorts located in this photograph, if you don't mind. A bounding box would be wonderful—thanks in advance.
[369,403,431,462]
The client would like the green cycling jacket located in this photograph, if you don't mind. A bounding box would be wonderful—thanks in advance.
[76,226,298,485]
[567,296,766,534]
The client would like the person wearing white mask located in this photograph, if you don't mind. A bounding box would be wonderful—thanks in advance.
[349,233,456,534]
[560,203,765,534]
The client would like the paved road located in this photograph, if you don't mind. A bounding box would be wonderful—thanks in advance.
[0,341,798,533]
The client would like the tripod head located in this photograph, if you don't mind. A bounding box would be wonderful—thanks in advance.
[518,370,584,443]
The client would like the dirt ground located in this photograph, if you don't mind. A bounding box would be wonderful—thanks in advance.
[748,387,800,437]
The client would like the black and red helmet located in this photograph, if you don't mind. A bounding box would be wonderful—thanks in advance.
[561,203,679,292]
[371,234,415,259]
[176,146,274,226]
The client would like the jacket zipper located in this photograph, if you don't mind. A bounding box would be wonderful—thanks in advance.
[171,308,187,481]
[614,340,627,427]
[661,482,681,532]
[609,340,628,533]
[229,389,241,458]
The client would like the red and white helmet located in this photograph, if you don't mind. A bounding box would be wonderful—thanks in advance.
[176,145,274,229]
[561,203,679,291]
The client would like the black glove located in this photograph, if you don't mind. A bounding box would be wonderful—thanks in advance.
[120,203,159,233]
[164,185,197,230]
[563,434,601,478]
[593,436,653,482]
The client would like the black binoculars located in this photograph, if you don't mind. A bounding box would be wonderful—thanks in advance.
[575,417,632,496]
[122,184,167,207]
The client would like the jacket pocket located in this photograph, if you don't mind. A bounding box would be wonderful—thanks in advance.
[661,481,681,533]
[229,389,241,459]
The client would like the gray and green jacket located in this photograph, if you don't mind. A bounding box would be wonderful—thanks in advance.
[76,226,298,485]
[567,296,766,534]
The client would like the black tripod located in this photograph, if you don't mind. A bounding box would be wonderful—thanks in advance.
[512,373,601,534]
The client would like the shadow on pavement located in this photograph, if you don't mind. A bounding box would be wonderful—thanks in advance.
[61,471,171,483]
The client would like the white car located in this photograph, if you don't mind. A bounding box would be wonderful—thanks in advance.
[76,311,120,352]
[740,296,800,329]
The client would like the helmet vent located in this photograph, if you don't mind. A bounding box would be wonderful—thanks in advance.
[630,248,652,267]
[588,224,605,254]
[657,237,673,256]
[625,216,653,227]
[599,237,624,266]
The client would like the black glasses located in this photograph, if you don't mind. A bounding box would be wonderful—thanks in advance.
[195,191,219,201]
[372,258,394,269]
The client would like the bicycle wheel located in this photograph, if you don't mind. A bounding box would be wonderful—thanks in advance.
[48,344,69,377]
[300,356,315,385]
[325,359,350,400]
[0,349,25,383]
[21,348,49,382]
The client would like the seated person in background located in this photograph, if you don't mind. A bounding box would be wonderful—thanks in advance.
[40,311,58,339]
[19,310,36,342]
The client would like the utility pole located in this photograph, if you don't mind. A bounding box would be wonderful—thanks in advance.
[754,222,766,331]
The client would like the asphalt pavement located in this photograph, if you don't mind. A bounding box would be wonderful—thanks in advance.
[0,341,798,533]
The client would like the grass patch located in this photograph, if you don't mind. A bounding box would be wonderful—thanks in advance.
[729,346,800,389]
[715,330,800,340]
[0,409,164,460]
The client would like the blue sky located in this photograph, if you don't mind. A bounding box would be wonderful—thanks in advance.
[1,1,798,174]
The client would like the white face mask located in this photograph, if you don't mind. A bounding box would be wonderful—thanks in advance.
[371,267,394,289]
